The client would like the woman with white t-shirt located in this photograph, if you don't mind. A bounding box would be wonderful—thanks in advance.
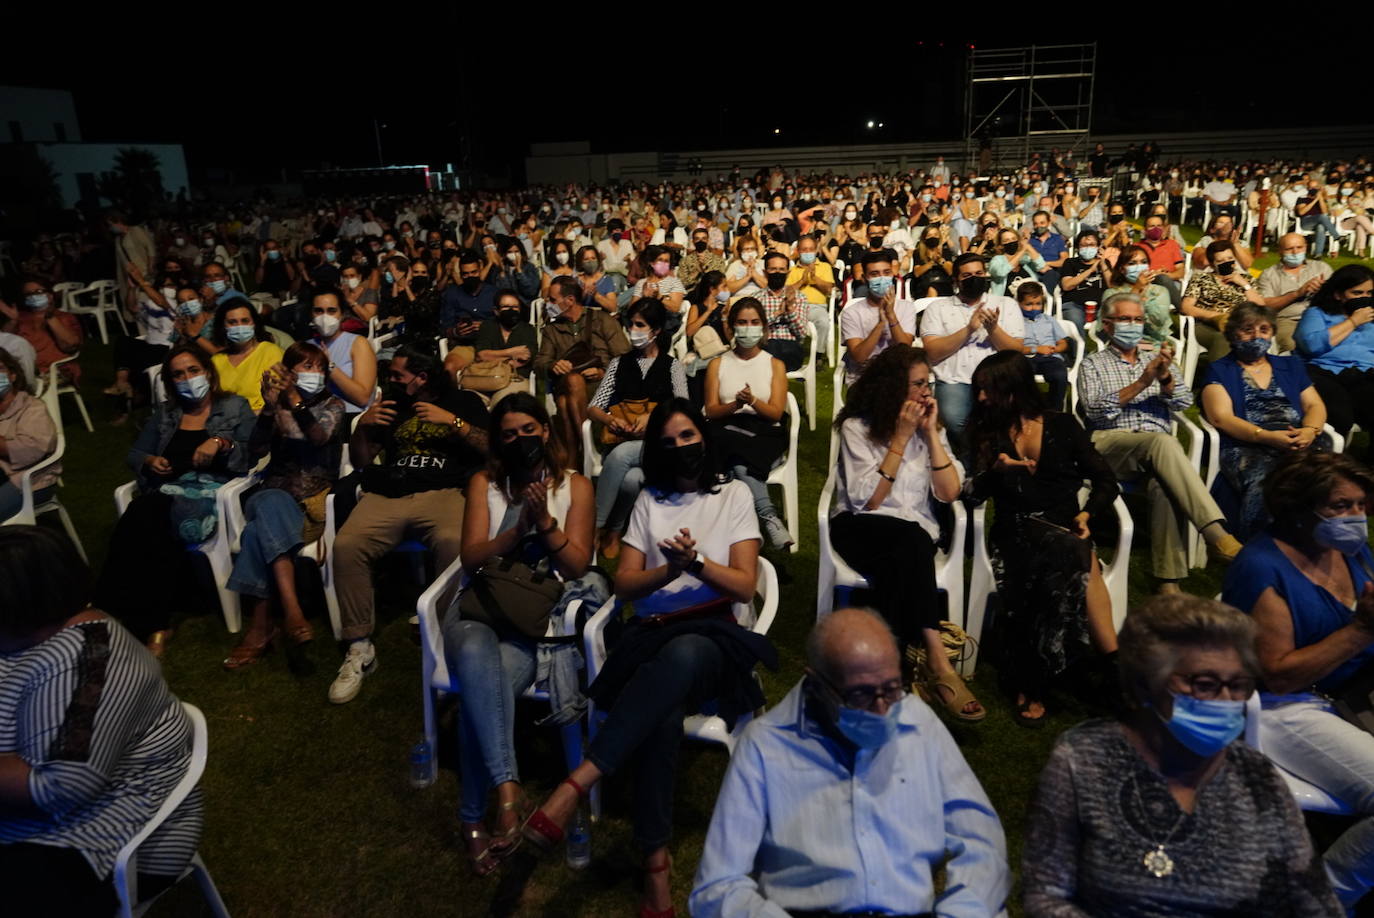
[704,298,793,550]
[724,236,766,299]
[516,398,773,918]
[108,260,180,420]
[830,343,985,722]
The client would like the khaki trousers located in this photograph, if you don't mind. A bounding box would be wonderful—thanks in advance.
[335,489,466,641]
[1090,430,1224,581]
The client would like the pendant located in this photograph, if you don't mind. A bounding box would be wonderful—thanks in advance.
[1142,845,1174,878]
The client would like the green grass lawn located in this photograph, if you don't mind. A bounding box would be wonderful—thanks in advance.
[44,233,1374,917]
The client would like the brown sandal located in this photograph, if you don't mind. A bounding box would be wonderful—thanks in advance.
[223,628,279,670]
[925,670,986,722]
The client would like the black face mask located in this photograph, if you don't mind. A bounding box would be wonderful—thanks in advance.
[959,275,991,299]
[694,240,707,253]
[383,380,414,411]
[766,272,787,291]
[1107,213,1124,225]
[497,309,522,329]
[868,236,884,249]
[1215,261,1236,277]
[669,440,706,480]
[461,276,480,294]
[305,254,322,266]
[410,276,432,293]
[1346,296,1374,314]
[500,434,544,473]
[924,237,940,248]
[1001,242,1019,256]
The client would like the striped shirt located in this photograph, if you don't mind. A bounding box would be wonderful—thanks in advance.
[0,618,203,878]
[1077,345,1193,433]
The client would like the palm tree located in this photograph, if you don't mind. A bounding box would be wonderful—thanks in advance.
[98,147,165,218]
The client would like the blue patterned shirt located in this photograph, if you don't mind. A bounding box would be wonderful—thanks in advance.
[1078,344,1192,433]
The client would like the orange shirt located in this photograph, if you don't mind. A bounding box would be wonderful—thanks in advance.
[16,309,83,382]
[1139,238,1184,272]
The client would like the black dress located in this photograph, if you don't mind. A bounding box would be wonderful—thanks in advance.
[964,412,1118,697]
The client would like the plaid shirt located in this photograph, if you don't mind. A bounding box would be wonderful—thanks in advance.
[1078,345,1192,433]
[756,288,807,342]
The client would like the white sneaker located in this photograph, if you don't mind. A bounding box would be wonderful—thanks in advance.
[762,514,794,551]
[328,641,377,704]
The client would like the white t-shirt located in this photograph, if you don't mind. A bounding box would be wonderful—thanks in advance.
[839,296,921,382]
[835,417,959,542]
[726,259,764,299]
[622,479,761,617]
[716,349,777,417]
[919,294,1025,385]
[597,238,636,275]
[135,290,177,346]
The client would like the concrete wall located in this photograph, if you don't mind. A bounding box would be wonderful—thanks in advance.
[0,86,81,143]
[34,143,190,208]
[525,126,1374,186]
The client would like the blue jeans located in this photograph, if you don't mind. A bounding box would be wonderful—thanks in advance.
[731,465,780,520]
[442,616,537,823]
[587,633,724,852]
[226,489,304,598]
[595,440,644,530]
[935,380,973,452]
[1060,300,1086,334]
[1261,697,1374,908]
[0,481,53,522]
[1302,214,1343,256]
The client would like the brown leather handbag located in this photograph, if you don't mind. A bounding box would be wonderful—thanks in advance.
[460,359,514,393]
[601,398,656,447]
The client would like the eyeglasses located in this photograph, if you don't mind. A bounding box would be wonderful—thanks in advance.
[824,675,906,711]
[910,378,932,390]
[1174,672,1256,700]
[1110,317,1145,325]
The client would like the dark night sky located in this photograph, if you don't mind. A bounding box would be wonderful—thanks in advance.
[3,18,1361,183]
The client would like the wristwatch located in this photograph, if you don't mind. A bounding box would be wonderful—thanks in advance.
[451,415,465,433]
[686,552,705,577]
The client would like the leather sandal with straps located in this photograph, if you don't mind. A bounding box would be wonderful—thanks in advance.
[462,822,500,878]
[521,776,588,853]
[640,852,675,918]
[487,792,531,860]
[925,670,987,723]
[223,627,279,671]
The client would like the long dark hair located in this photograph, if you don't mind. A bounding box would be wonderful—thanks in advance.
[966,351,1046,474]
[835,344,929,444]
[689,270,725,308]
[211,296,269,348]
[1314,264,1374,316]
[0,525,92,635]
[1110,245,1152,286]
[641,398,722,496]
[486,392,572,499]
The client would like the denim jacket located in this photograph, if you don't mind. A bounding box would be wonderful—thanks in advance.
[127,394,257,489]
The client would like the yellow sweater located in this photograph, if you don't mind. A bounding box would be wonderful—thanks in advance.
[212,341,284,413]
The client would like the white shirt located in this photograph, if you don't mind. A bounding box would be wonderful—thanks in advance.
[882,227,915,259]
[839,296,921,383]
[622,479,761,617]
[726,259,765,299]
[716,350,776,417]
[596,238,636,275]
[650,226,689,249]
[920,294,1025,385]
[835,417,959,542]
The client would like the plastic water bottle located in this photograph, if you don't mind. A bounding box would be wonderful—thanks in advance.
[565,805,591,869]
[409,740,435,788]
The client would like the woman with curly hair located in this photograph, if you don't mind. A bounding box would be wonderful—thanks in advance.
[829,344,983,721]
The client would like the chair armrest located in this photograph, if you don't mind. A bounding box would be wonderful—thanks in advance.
[582,597,619,684]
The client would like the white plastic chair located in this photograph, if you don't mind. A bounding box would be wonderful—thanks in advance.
[966,491,1134,674]
[765,392,802,553]
[114,466,263,634]
[0,387,85,560]
[53,281,85,310]
[814,432,967,667]
[1243,693,1351,815]
[582,557,779,757]
[784,332,817,431]
[69,280,128,344]
[113,703,230,918]
[414,557,586,775]
[45,353,93,432]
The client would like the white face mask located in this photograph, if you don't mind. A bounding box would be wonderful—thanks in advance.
[345,276,361,290]
[313,313,341,337]
[555,251,570,265]
[295,370,326,395]
[506,251,521,264]
[629,329,652,349]
[742,251,757,262]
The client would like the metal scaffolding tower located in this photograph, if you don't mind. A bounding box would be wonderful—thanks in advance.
[963,43,1096,174]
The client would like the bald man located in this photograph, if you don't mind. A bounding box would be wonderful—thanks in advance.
[691,608,1009,918]
[1258,233,1334,352]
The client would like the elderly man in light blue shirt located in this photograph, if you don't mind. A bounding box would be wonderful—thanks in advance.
[690,608,1009,918]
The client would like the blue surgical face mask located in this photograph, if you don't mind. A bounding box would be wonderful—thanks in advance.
[867,275,893,298]
[23,293,49,310]
[716,289,730,304]
[384,271,394,285]
[1111,322,1144,350]
[0,371,9,396]
[295,370,326,395]
[1078,246,1098,261]
[1158,692,1246,757]
[799,251,817,265]
[324,249,337,262]
[733,325,764,348]
[226,324,256,345]
[207,279,228,295]
[178,299,203,318]
[1282,252,1307,267]
[267,250,281,261]
[1022,308,1043,320]
[1313,512,1369,555]
[175,373,211,403]
[1231,336,1270,362]
[836,702,900,750]
[1124,264,1148,283]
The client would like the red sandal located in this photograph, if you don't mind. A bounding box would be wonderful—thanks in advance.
[640,853,675,918]
[520,776,588,853]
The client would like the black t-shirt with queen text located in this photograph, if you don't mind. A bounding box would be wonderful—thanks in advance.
[362,389,489,498]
